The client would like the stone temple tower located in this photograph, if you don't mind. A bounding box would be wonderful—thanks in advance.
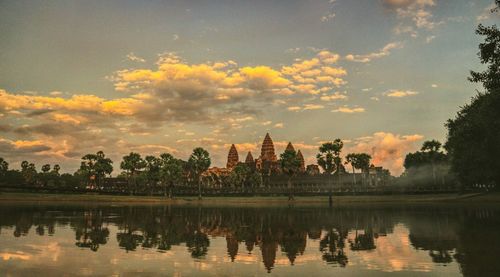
[226,144,239,169]
[297,150,306,173]
[260,133,277,162]
[245,151,254,164]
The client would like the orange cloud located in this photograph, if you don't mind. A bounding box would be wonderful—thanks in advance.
[347,132,424,175]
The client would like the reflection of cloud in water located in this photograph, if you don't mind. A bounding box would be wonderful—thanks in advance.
[347,224,436,272]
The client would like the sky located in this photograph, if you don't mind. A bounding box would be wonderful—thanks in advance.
[0,0,498,176]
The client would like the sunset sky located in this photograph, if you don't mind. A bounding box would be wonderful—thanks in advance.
[0,0,497,175]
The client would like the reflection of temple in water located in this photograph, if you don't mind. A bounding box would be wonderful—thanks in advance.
[1,205,500,275]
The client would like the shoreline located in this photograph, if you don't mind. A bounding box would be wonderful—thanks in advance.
[1,191,499,206]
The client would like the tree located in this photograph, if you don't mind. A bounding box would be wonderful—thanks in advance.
[446,1,500,190]
[159,153,184,198]
[120,152,145,194]
[21,161,37,185]
[317,139,343,205]
[41,164,51,174]
[144,155,161,195]
[81,151,113,190]
[421,140,444,185]
[187,147,211,200]
[280,149,301,201]
[228,163,250,188]
[0,157,8,178]
[52,164,61,176]
[345,153,371,188]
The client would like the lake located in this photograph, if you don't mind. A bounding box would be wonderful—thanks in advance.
[0,203,499,276]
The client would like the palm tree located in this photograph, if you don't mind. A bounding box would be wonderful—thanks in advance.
[159,153,184,198]
[52,164,61,175]
[421,140,442,185]
[345,154,358,186]
[280,149,301,201]
[120,152,146,194]
[317,139,343,206]
[0,157,8,177]
[356,153,371,187]
[187,148,211,200]
[81,151,113,190]
[144,155,161,195]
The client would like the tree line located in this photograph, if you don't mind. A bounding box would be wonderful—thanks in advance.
[0,141,376,199]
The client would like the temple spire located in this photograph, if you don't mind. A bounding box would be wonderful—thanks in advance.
[260,133,277,162]
[245,151,254,163]
[226,144,239,169]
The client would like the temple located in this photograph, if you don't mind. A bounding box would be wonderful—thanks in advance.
[201,132,390,189]
[226,144,239,169]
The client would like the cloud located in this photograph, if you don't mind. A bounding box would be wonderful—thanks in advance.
[425,35,436,43]
[0,90,143,116]
[385,89,419,97]
[287,104,324,112]
[320,91,348,101]
[126,52,146,63]
[321,0,337,22]
[274,123,284,128]
[321,13,336,22]
[345,42,404,63]
[347,131,424,175]
[332,106,365,113]
[384,0,443,38]
[431,84,438,88]
[477,3,499,21]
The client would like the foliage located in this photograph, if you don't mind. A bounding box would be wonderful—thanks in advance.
[279,149,301,178]
[316,139,343,175]
[446,2,500,189]
[0,157,9,176]
[159,153,184,196]
[228,163,251,187]
[188,147,211,199]
[187,148,211,178]
[120,152,145,176]
[80,151,113,187]
[445,91,500,187]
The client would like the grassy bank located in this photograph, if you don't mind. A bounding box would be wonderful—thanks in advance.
[0,191,499,205]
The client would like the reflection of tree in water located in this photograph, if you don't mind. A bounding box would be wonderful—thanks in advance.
[186,230,210,258]
[73,210,110,252]
[350,230,376,251]
[453,208,500,277]
[319,228,348,267]
[2,204,500,274]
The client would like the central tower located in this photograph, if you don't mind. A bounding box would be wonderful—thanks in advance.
[260,133,277,162]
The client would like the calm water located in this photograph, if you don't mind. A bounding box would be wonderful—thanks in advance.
[0,203,499,276]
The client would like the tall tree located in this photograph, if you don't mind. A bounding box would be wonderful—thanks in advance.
[280,149,301,201]
[446,1,500,190]
[421,140,443,185]
[21,161,37,185]
[120,152,145,194]
[144,155,161,195]
[317,139,343,205]
[159,153,184,198]
[187,147,211,200]
[228,163,251,188]
[52,164,61,176]
[0,157,8,177]
[345,153,372,187]
[81,151,113,190]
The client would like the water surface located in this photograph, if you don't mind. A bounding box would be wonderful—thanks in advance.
[0,203,499,276]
